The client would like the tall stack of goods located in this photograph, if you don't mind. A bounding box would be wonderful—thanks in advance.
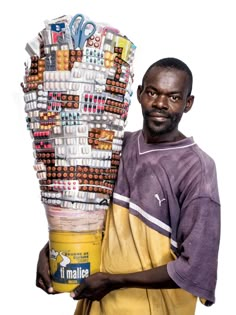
[21,13,136,292]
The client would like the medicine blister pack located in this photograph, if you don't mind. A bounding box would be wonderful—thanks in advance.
[21,13,136,232]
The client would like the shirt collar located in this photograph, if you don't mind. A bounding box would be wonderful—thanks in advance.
[138,130,196,155]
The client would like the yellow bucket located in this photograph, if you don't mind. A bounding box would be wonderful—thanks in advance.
[49,230,102,292]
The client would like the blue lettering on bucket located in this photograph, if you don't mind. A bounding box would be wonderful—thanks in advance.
[52,263,90,284]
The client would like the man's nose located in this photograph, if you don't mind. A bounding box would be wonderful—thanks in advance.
[152,95,168,110]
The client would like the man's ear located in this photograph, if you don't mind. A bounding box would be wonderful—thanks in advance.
[137,85,143,103]
[184,95,194,113]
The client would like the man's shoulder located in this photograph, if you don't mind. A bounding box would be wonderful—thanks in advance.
[192,143,217,168]
[123,130,140,144]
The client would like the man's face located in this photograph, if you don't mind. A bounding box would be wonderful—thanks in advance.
[137,67,194,141]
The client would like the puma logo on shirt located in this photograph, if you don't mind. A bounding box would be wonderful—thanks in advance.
[155,193,166,207]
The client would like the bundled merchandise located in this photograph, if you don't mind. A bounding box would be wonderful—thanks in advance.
[21,13,136,292]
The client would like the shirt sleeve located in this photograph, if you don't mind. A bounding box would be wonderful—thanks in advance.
[167,197,221,305]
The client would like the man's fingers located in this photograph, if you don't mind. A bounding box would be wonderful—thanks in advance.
[70,284,84,299]
[36,275,54,294]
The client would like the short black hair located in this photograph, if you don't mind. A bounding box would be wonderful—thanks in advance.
[142,57,193,96]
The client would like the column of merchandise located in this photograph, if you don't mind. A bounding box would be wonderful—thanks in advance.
[21,13,136,292]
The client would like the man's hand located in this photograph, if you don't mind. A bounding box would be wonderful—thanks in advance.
[70,272,120,301]
[36,242,57,294]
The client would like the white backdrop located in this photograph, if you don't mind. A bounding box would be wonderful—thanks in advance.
[1,0,234,314]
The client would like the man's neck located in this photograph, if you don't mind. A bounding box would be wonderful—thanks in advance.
[142,130,186,144]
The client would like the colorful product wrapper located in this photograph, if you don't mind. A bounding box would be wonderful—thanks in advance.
[21,13,136,232]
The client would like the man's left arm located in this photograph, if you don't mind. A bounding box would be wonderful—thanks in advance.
[70,264,179,301]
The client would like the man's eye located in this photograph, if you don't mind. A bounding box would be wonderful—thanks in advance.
[147,91,157,97]
[170,95,179,101]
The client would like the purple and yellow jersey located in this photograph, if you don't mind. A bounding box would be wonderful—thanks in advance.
[75,130,220,315]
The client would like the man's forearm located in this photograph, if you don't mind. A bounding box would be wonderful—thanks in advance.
[108,264,179,290]
[71,264,179,300]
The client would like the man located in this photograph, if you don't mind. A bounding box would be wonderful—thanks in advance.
[37,57,221,315]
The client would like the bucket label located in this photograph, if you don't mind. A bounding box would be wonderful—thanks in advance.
[50,248,91,284]
[53,262,90,284]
